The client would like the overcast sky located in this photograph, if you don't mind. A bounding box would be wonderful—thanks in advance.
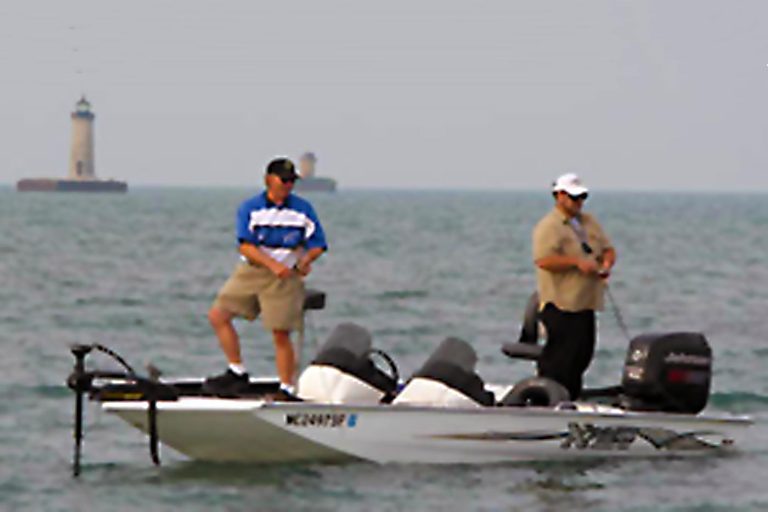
[1,1,766,190]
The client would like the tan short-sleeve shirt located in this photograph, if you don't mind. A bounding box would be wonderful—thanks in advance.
[532,208,612,312]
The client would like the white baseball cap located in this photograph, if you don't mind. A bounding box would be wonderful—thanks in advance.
[552,173,589,196]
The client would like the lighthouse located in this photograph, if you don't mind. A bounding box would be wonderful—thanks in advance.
[68,96,96,180]
[17,96,127,192]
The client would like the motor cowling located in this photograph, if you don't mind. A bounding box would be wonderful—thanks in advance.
[621,332,712,414]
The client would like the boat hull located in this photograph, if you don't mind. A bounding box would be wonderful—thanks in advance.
[293,177,336,193]
[103,399,752,465]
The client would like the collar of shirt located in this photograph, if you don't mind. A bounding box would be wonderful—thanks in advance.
[262,190,293,209]
[552,206,582,225]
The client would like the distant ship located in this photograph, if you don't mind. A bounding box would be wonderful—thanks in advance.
[294,176,337,193]
[293,152,337,193]
[17,96,127,193]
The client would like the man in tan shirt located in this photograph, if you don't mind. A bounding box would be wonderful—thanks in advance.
[532,173,616,399]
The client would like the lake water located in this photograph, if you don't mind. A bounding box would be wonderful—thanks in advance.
[2,188,767,511]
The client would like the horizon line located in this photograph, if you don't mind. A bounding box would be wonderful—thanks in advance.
[2,182,767,195]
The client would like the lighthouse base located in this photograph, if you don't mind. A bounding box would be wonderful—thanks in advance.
[17,178,128,193]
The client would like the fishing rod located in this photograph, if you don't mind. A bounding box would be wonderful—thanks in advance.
[569,215,632,343]
[604,282,632,342]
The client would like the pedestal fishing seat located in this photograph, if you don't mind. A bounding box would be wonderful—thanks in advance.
[297,323,398,404]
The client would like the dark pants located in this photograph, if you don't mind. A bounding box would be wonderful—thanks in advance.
[537,303,595,400]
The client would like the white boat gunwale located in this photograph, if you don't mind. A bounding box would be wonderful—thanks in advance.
[101,396,753,426]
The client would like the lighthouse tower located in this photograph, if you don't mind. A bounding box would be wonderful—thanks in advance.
[68,96,96,180]
[16,95,126,192]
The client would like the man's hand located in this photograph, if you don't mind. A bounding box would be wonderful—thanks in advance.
[295,259,312,276]
[269,261,293,279]
[599,247,617,279]
[576,258,599,275]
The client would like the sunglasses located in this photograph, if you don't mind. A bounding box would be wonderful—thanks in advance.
[279,176,297,184]
[567,192,588,201]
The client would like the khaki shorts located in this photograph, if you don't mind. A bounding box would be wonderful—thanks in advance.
[212,262,305,331]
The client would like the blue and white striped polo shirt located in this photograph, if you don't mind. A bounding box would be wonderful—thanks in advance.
[236,192,327,268]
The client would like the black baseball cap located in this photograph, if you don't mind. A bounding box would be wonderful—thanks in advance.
[265,158,299,180]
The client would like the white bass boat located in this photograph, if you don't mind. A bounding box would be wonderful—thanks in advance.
[66,311,752,474]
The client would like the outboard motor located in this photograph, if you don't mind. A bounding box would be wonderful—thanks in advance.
[297,323,398,404]
[621,332,712,414]
[393,337,495,408]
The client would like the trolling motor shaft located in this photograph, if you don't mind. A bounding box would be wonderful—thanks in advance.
[146,363,163,466]
[69,344,93,477]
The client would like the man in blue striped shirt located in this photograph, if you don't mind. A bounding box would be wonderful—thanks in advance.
[204,157,328,397]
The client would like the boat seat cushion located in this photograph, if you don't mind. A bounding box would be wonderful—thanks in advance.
[392,377,484,409]
[298,365,385,404]
[412,361,495,406]
[312,346,396,394]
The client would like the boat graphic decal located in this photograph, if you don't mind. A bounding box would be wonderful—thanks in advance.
[431,422,728,451]
[431,431,566,442]
[284,412,357,429]
[631,427,723,450]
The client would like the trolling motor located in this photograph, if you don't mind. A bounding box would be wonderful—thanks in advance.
[65,289,327,476]
[66,343,178,477]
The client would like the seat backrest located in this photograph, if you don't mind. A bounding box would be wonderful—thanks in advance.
[393,337,495,407]
[313,322,372,362]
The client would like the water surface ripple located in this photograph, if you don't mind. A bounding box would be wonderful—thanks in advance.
[2,188,767,511]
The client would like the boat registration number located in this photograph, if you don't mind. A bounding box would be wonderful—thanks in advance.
[285,412,359,428]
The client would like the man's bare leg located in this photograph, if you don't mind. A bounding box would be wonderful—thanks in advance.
[208,306,242,365]
[272,330,295,385]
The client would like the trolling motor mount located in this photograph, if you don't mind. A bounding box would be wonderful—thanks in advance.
[66,343,177,476]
